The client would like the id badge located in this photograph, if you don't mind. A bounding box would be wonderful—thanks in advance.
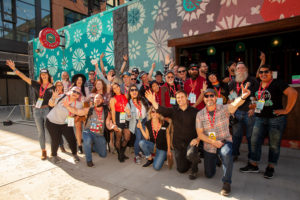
[189,93,196,104]
[256,100,265,110]
[67,116,74,127]
[209,132,216,140]
[254,108,261,113]
[170,97,176,105]
[35,98,44,108]
[120,112,126,123]
[216,98,223,105]
[229,92,238,100]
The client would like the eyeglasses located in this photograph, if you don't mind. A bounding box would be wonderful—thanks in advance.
[204,94,215,98]
[166,76,174,79]
[259,70,270,74]
[89,73,95,76]
[191,68,198,71]
[131,78,137,80]
[178,70,186,73]
[130,89,138,92]
[72,90,81,95]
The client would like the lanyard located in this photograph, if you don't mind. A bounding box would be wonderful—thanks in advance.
[151,121,161,143]
[118,95,126,112]
[189,79,197,93]
[39,83,49,98]
[168,84,176,97]
[229,74,232,81]
[133,100,142,117]
[214,87,221,97]
[236,81,245,94]
[124,86,128,95]
[258,79,273,100]
[143,83,149,90]
[94,107,103,121]
[68,96,76,116]
[155,92,160,104]
[206,107,216,129]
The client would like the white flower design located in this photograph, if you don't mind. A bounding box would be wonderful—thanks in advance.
[74,29,82,43]
[176,0,210,22]
[129,40,141,60]
[87,17,102,42]
[183,29,199,37]
[220,0,238,7]
[105,41,114,66]
[151,0,170,22]
[128,2,145,33]
[47,56,58,76]
[214,15,251,31]
[90,48,100,62]
[72,48,86,72]
[36,41,46,57]
[146,29,171,62]
[61,56,68,70]
[107,18,113,33]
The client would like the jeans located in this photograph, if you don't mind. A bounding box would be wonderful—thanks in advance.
[139,140,167,171]
[232,110,255,159]
[250,116,286,165]
[174,144,200,173]
[33,107,50,150]
[204,142,233,184]
[83,129,107,162]
[134,119,146,156]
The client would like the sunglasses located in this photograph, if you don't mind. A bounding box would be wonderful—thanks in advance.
[204,94,215,98]
[130,89,138,92]
[259,70,270,74]
[72,90,81,95]
[178,70,186,73]
[131,78,137,80]
[191,68,198,71]
[166,76,174,79]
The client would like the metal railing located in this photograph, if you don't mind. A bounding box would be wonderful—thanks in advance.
[0,105,35,126]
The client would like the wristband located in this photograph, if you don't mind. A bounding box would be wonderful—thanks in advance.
[241,97,246,100]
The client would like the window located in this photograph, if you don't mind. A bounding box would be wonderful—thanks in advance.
[64,8,87,26]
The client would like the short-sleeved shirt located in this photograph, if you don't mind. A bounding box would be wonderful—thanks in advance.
[184,76,206,110]
[145,120,169,151]
[47,95,83,125]
[85,79,95,92]
[196,104,232,153]
[31,80,55,107]
[84,108,105,135]
[255,79,289,118]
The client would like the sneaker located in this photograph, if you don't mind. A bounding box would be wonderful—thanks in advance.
[189,172,197,180]
[41,150,47,160]
[142,159,153,167]
[220,182,231,196]
[134,156,141,165]
[240,163,259,173]
[87,161,94,167]
[51,156,62,164]
[73,154,80,163]
[264,167,274,179]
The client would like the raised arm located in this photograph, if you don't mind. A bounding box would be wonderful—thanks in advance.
[145,90,174,118]
[228,83,251,114]
[6,60,31,85]
[48,89,60,107]
[120,55,128,74]
[193,81,207,108]
[148,62,156,81]
[99,53,107,77]
[63,99,90,116]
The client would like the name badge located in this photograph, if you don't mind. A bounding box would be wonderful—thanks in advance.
[67,116,74,127]
[256,100,265,110]
[170,97,176,105]
[161,127,166,130]
[120,112,126,123]
[189,93,196,104]
[229,92,238,101]
[209,132,216,140]
[35,98,44,108]
[216,98,223,105]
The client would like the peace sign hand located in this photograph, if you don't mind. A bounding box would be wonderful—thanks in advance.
[201,81,207,93]
[241,82,251,100]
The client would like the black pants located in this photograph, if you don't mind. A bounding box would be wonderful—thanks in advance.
[174,144,200,173]
[46,119,77,156]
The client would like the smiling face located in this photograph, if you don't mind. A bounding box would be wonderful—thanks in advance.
[70,87,81,99]
[151,82,159,93]
[112,84,121,95]
[55,82,64,93]
[176,92,188,107]
[130,75,137,84]
[61,71,69,81]
[129,86,139,99]
[208,74,217,83]
[94,94,104,106]
[200,62,208,74]
[76,77,83,87]
[258,67,272,82]
[40,72,49,83]
[189,67,199,79]
[177,66,187,79]
[165,72,174,85]
[155,75,162,83]
[88,71,95,81]
[203,92,216,107]
[95,80,103,91]
[123,75,130,85]
[235,63,248,82]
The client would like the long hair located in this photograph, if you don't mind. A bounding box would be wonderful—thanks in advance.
[91,79,107,94]
[128,84,148,110]
[74,76,86,97]
[147,106,164,124]
[54,80,64,94]
[39,72,52,84]
[111,82,122,97]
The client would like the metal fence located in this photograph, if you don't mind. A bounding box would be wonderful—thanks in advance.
[0,105,35,125]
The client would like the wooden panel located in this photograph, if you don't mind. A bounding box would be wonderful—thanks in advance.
[168,16,300,48]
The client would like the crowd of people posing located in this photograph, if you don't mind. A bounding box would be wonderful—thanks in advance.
[5,52,298,196]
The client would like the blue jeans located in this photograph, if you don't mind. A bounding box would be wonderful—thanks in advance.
[204,142,233,184]
[134,119,146,156]
[139,140,167,171]
[250,116,286,165]
[232,110,255,159]
[33,107,50,150]
[83,130,107,162]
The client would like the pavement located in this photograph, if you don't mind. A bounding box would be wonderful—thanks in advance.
[0,123,300,200]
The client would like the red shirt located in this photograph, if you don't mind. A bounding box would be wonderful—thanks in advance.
[161,82,181,108]
[114,94,128,112]
[184,76,205,110]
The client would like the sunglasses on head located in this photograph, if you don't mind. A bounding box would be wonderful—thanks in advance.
[259,70,270,74]
[72,90,81,95]
[204,94,215,98]
[131,78,137,80]
[178,70,186,73]
[130,88,138,92]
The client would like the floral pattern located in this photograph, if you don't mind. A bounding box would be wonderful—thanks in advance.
[61,56,69,70]
[105,41,114,66]
[129,40,141,60]
[146,29,171,62]
[47,56,58,76]
[72,48,86,72]
[220,0,238,7]
[74,29,83,43]
[151,0,170,22]
[176,0,210,22]
[215,15,251,31]
[90,48,100,62]
[87,17,102,42]
[128,2,145,33]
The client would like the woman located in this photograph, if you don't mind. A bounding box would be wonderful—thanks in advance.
[207,72,229,104]
[90,79,110,106]
[222,61,236,84]
[151,81,167,107]
[138,107,172,170]
[125,85,148,164]
[109,83,130,162]
[6,60,54,160]
[71,74,88,154]
[47,86,82,163]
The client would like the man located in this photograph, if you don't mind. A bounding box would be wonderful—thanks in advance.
[64,94,117,167]
[130,74,138,86]
[222,61,236,84]
[131,67,140,84]
[240,64,298,178]
[192,85,251,196]
[145,89,202,180]
[228,62,259,161]
[120,72,131,97]
[85,70,96,92]
[176,66,188,89]
[163,55,184,89]
[199,61,209,79]
[155,71,164,86]
[161,70,181,107]
[139,71,151,98]
[184,63,206,110]
[61,71,71,93]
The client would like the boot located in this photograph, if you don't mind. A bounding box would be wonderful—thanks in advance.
[121,146,129,160]
[117,148,124,162]
[41,149,47,160]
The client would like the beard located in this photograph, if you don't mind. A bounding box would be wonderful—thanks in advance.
[235,71,248,83]
[190,73,198,80]
[96,103,103,107]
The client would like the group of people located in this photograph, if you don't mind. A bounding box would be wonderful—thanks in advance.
[5,51,297,196]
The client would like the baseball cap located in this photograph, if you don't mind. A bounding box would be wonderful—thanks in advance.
[122,71,131,77]
[40,68,49,73]
[139,71,148,79]
[132,68,139,74]
[203,88,217,95]
[189,63,199,69]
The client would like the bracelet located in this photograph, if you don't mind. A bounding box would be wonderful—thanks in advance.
[241,97,246,100]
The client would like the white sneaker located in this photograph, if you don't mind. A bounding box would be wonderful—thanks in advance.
[134,156,141,165]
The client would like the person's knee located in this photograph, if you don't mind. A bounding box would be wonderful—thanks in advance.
[139,140,146,148]
[220,145,232,158]
[153,163,162,171]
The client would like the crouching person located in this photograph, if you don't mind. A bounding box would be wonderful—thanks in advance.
[64,94,116,167]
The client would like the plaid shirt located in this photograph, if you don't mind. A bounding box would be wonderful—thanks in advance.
[85,79,94,92]
[196,104,232,153]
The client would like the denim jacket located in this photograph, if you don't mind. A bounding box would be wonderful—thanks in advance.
[125,99,147,133]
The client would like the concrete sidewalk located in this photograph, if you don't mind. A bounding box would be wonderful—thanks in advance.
[0,123,299,200]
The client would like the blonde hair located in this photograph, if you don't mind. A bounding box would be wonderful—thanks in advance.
[147,106,164,124]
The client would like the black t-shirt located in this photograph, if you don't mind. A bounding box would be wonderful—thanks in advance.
[31,80,55,106]
[229,76,258,111]
[145,120,169,151]
[255,79,289,118]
